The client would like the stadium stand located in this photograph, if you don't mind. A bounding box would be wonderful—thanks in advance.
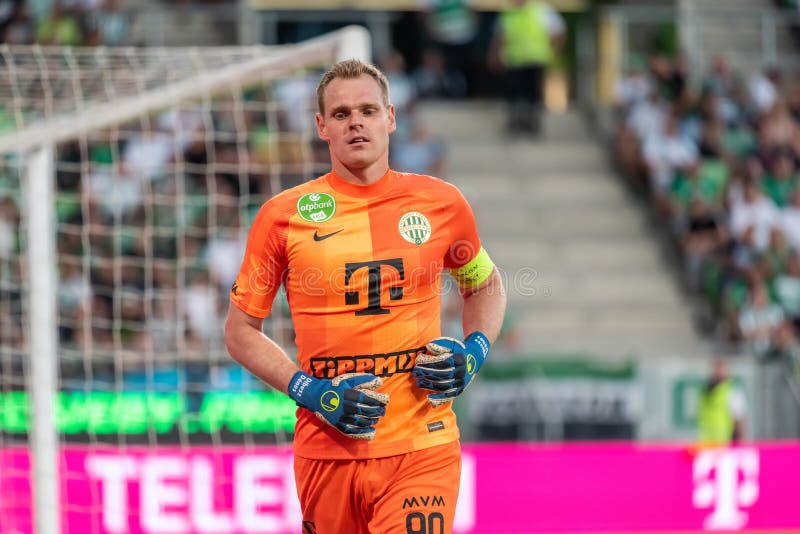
[612,50,800,372]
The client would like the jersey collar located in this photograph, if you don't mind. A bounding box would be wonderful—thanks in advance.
[326,168,398,198]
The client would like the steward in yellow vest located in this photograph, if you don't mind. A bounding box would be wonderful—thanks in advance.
[490,0,564,136]
[698,360,745,446]
[498,1,555,69]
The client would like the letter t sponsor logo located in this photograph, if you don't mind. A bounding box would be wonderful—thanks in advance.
[692,448,759,530]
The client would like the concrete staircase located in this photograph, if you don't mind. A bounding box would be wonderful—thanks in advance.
[418,100,712,358]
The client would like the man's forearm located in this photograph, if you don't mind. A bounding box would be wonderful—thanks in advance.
[462,268,506,343]
[224,321,300,394]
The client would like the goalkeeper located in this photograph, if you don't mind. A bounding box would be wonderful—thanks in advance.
[225,58,506,534]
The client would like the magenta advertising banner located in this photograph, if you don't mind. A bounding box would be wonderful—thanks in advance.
[1,442,799,533]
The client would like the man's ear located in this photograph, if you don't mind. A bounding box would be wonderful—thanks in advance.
[387,104,396,134]
[316,113,329,141]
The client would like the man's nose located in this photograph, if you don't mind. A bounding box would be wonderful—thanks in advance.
[348,111,364,127]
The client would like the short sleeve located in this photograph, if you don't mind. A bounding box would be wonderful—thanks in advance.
[443,185,482,270]
[230,200,289,318]
[439,184,494,291]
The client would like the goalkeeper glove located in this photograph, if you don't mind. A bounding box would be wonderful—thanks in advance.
[413,331,490,407]
[287,371,389,440]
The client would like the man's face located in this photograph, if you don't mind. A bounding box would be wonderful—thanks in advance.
[316,75,396,171]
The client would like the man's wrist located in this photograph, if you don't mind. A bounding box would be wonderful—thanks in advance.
[287,370,314,406]
[465,331,490,360]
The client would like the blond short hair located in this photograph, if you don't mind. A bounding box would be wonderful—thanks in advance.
[316,59,390,115]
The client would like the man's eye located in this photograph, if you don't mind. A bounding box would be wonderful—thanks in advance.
[334,112,346,120]
[363,108,375,116]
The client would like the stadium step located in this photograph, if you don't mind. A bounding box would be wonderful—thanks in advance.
[480,209,648,240]
[516,305,710,357]
[516,272,684,306]
[492,239,671,275]
[418,100,709,356]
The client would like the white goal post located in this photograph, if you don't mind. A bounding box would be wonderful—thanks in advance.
[0,25,369,534]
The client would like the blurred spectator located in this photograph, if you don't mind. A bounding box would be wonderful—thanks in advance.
[729,179,779,251]
[421,0,478,49]
[775,252,800,330]
[0,0,23,40]
[762,149,797,207]
[381,50,417,114]
[489,0,564,136]
[146,268,181,352]
[2,13,31,43]
[762,99,797,148]
[770,321,800,366]
[680,198,725,291]
[697,118,727,160]
[780,189,800,250]
[753,122,785,173]
[697,358,746,446]
[749,66,781,115]
[58,258,91,343]
[642,110,698,211]
[420,0,479,88]
[758,227,792,282]
[205,229,246,296]
[413,48,467,99]
[390,116,446,176]
[729,227,761,283]
[87,164,143,221]
[649,53,686,103]
[614,54,651,110]
[627,90,668,145]
[716,230,760,327]
[669,162,726,223]
[273,73,318,136]
[737,281,785,356]
[704,55,738,102]
[183,269,218,345]
[614,88,665,183]
[35,3,82,45]
[122,125,174,184]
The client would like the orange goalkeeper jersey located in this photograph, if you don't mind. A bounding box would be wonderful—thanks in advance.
[231,169,483,459]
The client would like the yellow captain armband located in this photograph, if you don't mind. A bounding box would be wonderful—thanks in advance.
[448,246,495,290]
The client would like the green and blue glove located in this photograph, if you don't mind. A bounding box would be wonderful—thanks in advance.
[413,331,490,406]
[287,371,389,440]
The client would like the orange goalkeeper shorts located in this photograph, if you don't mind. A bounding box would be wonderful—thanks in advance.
[294,441,461,534]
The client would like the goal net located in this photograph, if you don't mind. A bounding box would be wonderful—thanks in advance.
[0,26,369,534]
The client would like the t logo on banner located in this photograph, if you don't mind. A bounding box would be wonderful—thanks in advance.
[692,448,759,530]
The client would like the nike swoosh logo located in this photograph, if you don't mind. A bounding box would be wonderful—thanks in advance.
[313,229,343,241]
